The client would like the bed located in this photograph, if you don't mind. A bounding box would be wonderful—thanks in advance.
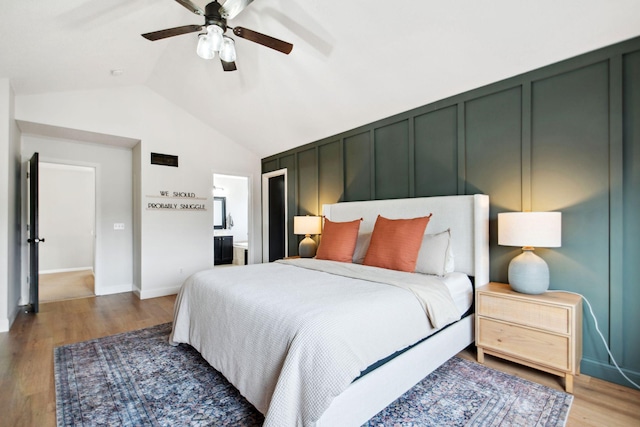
[170,194,489,426]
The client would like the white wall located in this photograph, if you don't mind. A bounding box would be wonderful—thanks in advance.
[15,85,262,300]
[0,79,22,332]
[38,163,95,273]
[22,136,133,296]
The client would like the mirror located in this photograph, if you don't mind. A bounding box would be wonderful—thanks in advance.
[214,197,226,229]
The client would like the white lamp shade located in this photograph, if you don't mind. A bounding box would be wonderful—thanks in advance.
[208,25,224,51]
[219,36,236,62]
[294,216,322,235]
[196,34,215,59]
[498,212,561,248]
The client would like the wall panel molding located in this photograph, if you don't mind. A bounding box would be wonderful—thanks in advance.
[262,36,640,388]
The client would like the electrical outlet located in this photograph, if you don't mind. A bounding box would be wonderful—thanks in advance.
[114,223,125,230]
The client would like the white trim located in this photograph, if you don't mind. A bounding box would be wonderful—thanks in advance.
[136,285,181,300]
[94,283,133,296]
[21,156,101,303]
[39,267,93,275]
[261,169,288,262]
[212,171,254,264]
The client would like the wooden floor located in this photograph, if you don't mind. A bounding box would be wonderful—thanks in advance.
[1,293,639,427]
[39,270,95,303]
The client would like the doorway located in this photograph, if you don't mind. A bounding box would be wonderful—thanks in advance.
[38,162,96,302]
[262,169,287,262]
[213,173,250,266]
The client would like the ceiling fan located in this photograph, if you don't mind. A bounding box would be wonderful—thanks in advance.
[141,0,293,72]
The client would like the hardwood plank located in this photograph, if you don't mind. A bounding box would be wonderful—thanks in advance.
[0,293,176,427]
[1,294,638,426]
[39,270,95,302]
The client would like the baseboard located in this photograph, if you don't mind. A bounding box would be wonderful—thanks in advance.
[0,317,8,333]
[95,283,133,296]
[39,267,94,275]
[138,285,181,300]
[581,356,640,389]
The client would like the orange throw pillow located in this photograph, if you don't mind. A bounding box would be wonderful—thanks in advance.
[363,214,432,272]
[315,218,362,262]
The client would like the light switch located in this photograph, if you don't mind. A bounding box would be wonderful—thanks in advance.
[114,223,125,230]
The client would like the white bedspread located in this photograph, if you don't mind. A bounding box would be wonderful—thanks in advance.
[170,260,460,426]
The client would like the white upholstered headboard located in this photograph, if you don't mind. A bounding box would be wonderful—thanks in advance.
[322,194,489,285]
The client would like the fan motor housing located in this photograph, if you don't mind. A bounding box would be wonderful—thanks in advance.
[205,1,227,31]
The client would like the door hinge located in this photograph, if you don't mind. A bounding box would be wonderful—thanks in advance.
[27,171,30,179]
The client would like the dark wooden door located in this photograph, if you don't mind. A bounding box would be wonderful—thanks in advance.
[28,152,44,313]
[268,174,285,262]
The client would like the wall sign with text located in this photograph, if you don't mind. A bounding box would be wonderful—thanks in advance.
[146,190,207,211]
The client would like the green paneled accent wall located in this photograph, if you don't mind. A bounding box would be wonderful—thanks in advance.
[262,37,640,388]
[465,87,523,283]
[344,132,372,201]
[414,105,458,197]
[318,140,343,207]
[279,154,297,257]
[374,120,410,199]
[531,61,611,362]
[622,49,640,374]
[297,148,318,216]
[262,159,278,174]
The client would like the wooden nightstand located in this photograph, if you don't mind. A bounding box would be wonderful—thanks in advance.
[475,282,582,393]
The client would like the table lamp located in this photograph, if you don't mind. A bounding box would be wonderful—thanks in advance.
[294,215,322,258]
[498,212,562,294]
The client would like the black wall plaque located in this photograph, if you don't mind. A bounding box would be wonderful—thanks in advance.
[151,152,178,167]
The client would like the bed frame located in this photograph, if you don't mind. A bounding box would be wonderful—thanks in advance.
[317,194,489,426]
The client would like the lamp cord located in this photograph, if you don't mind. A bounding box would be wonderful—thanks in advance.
[547,290,640,390]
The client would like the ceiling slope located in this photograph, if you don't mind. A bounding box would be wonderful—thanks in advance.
[2,0,640,158]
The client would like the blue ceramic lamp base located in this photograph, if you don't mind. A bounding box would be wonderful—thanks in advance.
[298,235,317,258]
[508,248,550,294]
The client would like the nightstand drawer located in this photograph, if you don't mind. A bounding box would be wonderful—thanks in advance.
[477,318,570,371]
[478,293,570,334]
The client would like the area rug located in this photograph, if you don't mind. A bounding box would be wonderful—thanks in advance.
[54,323,573,426]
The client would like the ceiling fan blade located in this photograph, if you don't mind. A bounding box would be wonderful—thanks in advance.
[174,0,204,15]
[232,27,293,54]
[221,60,238,72]
[219,0,253,19]
[141,24,203,41]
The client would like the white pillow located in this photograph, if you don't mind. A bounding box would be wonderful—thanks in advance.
[415,229,455,276]
[352,232,372,264]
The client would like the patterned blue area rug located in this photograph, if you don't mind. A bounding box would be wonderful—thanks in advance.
[54,323,572,426]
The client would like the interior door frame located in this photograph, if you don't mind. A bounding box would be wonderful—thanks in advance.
[23,156,100,304]
[262,168,288,262]
[39,162,97,290]
[212,172,253,264]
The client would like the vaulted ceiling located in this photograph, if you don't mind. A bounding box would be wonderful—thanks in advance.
[2,0,640,158]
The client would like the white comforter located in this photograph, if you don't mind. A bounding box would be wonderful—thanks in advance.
[170,259,460,426]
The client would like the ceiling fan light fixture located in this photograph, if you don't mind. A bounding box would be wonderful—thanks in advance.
[196,34,215,59]
[219,36,237,62]
[207,25,224,52]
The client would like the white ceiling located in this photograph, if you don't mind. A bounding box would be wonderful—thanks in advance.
[2,0,640,158]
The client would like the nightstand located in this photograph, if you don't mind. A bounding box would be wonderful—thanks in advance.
[475,282,582,393]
